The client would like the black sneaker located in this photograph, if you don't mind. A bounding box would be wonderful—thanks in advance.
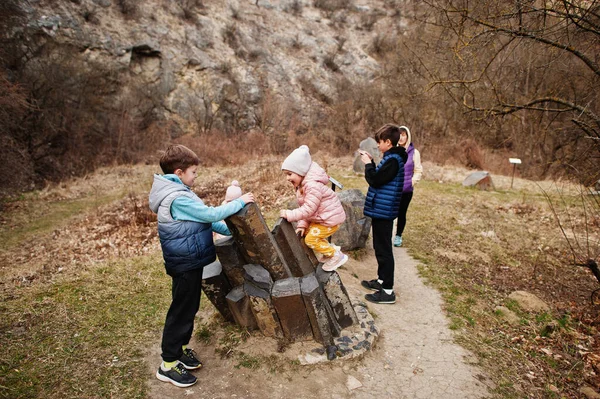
[156,362,197,388]
[365,290,396,304]
[361,279,382,291]
[179,348,203,370]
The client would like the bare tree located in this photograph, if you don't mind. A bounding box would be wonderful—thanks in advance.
[420,0,600,183]
[186,85,222,135]
[541,183,600,303]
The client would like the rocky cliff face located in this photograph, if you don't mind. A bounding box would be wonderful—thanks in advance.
[25,0,408,134]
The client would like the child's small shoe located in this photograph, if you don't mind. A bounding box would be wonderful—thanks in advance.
[393,235,403,247]
[322,250,348,272]
[315,245,341,263]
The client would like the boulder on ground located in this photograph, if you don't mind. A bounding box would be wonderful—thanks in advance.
[332,189,371,251]
[353,137,380,174]
[462,171,495,191]
[508,290,550,313]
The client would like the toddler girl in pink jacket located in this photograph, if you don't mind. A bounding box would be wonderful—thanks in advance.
[279,145,348,271]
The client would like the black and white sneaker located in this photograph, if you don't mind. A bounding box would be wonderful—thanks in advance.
[361,279,382,291]
[179,348,203,370]
[156,362,197,388]
[365,290,396,304]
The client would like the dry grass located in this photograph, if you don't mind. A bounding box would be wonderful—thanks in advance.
[406,178,599,397]
[0,157,598,398]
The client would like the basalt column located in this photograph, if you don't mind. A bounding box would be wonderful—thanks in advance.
[214,204,358,347]
[225,203,292,280]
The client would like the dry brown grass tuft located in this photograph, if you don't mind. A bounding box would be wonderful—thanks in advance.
[1,157,598,398]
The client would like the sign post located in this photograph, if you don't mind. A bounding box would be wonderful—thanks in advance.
[509,158,521,189]
[328,177,343,243]
[329,176,343,192]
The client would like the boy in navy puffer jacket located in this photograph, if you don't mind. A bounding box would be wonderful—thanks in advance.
[149,145,254,388]
[358,124,407,304]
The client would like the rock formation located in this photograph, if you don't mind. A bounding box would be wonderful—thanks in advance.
[205,202,358,349]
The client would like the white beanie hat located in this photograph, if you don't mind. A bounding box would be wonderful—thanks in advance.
[281,145,312,176]
[224,180,243,202]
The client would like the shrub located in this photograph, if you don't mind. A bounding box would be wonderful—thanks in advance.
[463,139,485,170]
[323,53,339,72]
[117,0,139,17]
[313,0,352,12]
[179,0,204,20]
[285,0,303,15]
[223,23,239,50]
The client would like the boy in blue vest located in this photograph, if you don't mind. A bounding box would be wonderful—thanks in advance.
[149,144,254,387]
[358,124,407,304]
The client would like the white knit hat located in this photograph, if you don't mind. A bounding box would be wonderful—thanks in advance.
[281,145,312,176]
[224,180,242,202]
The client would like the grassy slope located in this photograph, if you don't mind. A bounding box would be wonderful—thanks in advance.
[0,161,597,398]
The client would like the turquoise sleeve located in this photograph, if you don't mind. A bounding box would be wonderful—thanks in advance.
[212,221,231,236]
[171,197,245,223]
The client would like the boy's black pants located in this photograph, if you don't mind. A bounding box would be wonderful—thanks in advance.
[161,267,203,362]
[372,218,395,290]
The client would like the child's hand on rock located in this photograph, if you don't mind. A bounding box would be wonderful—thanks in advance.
[241,193,255,204]
[279,210,288,219]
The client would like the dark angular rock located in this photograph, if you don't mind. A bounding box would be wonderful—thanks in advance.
[332,189,371,251]
[215,236,246,286]
[272,277,313,341]
[336,336,353,344]
[225,285,258,330]
[201,261,234,323]
[316,267,359,329]
[244,281,282,338]
[300,273,340,345]
[243,264,273,291]
[225,203,291,279]
[271,218,316,277]
[326,345,337,360]
[312,347,326,355]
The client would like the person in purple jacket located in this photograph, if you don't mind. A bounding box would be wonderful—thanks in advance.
[393,126,423,247]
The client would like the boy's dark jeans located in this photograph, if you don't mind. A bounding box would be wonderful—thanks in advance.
[161,267,203,362]
[372,218,395,290]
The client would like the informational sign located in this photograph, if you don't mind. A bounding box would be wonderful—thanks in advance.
[329,176,343,190]
[509,158,522,188]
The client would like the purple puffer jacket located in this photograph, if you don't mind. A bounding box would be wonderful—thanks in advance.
[403,143,415,193]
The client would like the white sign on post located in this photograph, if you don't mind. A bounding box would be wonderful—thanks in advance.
[509,158,522,188]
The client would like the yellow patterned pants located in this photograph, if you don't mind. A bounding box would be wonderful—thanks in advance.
[304,223,339,257]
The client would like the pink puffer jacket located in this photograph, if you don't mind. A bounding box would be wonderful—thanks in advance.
[283,162,346,230]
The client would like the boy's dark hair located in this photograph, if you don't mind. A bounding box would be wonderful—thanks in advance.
[159,145,200,174]
[374,123,401,146]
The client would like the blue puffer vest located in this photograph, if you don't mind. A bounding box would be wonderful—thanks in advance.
[364,152,405,220]
[150,176,215,274]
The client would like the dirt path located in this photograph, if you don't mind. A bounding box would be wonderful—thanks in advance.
[147,245,493,398]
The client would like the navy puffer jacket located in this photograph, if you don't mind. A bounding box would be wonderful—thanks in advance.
[364,153,405,220]
[149,175,215,274]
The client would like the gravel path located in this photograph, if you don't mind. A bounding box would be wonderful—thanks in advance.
[147,245,492,398]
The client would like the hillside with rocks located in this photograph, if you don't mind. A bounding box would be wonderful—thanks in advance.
[2,0,598,196]
[24,0,400,132]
